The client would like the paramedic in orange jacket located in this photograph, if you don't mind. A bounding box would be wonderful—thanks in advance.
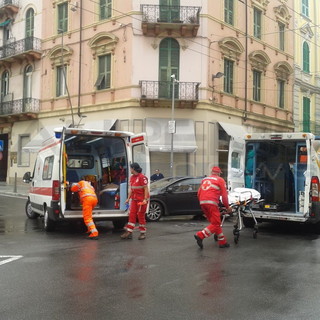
[194,166,232,249]
[121,162,149,240]
[71,179,99,240]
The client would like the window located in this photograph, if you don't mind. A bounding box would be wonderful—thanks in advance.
[303,42,310,73]
[231,152,240,169]
[303,97,310,132]
[279,23,285,51]
[159,38,180,98]
[43,156,54,180]
[25,8,34,38]
[100,0,112,20]
[56,65,67,97]
[277,79,285,108]
[302,0,309,17]
[23,65,33,99]
[224,59,234,94]
[57,2,68,33]
[95,54,111,90]
[253,8,262,39]
[224,0,234,25]
[18,135,30,166]
[253,70,261,102]
[1,70,9,99]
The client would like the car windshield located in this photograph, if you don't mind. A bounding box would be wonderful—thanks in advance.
[150,177,180,191]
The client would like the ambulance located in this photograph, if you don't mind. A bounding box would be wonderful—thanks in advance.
[227,132,320,230]
[23,127,150,231]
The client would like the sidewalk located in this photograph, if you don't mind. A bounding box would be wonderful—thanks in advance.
[0,182,29,198]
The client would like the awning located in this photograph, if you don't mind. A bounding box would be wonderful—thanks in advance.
[0,19,11,27]
[23,125,60,153]
[219,122,246,140]
[146,118,197,153]
[81,119,117,130]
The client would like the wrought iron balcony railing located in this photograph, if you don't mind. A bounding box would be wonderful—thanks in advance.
[0,0,19,10]
[0,98,40,116]
[0,37,41,60]
[141,5,200,24]
[140,80,200,101]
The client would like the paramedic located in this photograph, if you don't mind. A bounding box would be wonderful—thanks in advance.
[121,162,149,240]
[194,166,232,249]
[70,178,99,240]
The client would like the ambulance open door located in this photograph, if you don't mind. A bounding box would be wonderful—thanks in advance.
[130,133,150,179]
[59,127,67,214]
[227,137,245,191]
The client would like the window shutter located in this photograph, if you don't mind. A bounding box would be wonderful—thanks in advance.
[303,97,310,132]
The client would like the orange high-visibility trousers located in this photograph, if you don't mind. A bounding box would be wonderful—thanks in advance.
[82,196,98,237]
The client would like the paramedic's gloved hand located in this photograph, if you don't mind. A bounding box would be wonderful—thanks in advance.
[226,207,233,215]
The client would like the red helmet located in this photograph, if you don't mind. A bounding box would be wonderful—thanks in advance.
[211,166,222,173]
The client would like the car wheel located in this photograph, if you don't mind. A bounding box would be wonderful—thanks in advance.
[25,199,40,219]
[43,208,56,232]
[113,219,126,230]
[146,201,163,222]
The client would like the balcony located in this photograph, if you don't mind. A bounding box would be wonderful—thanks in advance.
[0,0,19,15]
[0,98,40,121]
[0,37,42,64]
[141,5,201,37]
[140,80,200,108]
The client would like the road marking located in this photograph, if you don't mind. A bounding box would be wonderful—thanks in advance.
[0,255,23,266]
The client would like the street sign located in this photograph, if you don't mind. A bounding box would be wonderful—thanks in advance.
[0,140,3,152]
[168,120,176,134]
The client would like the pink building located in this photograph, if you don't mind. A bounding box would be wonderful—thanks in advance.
[3,0,295,181]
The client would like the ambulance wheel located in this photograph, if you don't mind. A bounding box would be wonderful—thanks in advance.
[146,201,163,222]
[113,219,126,230]
[243,217,255,228]
[25,199,39,219]
[43,208,56,232]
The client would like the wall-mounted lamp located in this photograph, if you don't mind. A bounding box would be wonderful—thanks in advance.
[70,2,78,12]
[210,72,224,102]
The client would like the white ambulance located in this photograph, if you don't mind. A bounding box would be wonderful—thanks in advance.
[23,127,150,231]
[228,132,320,230]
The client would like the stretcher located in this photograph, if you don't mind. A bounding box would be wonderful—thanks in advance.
[219,188,263,244]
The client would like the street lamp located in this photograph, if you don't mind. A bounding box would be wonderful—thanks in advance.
[169,74,178,177]
[211,72,224,101]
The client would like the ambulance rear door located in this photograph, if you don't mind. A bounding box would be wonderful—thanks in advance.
[59,127,67,214]
[130,133,150,179]
[227,137,246,191]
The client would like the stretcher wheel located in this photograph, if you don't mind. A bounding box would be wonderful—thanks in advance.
[214,234,218,242]
[233,229,240,244]
[234,234,239,244]
[253,230,258,239]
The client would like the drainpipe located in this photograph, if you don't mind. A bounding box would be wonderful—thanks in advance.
[244,0,248,121]
[77,0,83,118]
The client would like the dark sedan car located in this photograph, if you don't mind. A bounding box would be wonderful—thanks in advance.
[147,176,204,221]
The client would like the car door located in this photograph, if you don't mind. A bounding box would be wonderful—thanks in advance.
[164,178,200,214]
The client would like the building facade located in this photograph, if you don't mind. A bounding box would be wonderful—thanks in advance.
[0,0,42,182]
[293,0,320,134]
[1,0,295,182]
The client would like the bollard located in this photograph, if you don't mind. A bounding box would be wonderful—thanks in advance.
[13,172,17,193]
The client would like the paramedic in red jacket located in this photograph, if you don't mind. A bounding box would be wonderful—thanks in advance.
[71,178,99,240]
[121,162,149,240]
[194,166,232,249]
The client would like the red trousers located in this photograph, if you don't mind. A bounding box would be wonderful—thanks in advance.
[196,204,227,245]
[126,200,147,233]
[82,196,98,237]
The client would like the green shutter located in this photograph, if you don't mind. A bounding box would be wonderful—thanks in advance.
[303,97,310,132]
[303,42,310,73]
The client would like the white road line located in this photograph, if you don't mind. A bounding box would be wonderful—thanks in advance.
[0,255,23,266]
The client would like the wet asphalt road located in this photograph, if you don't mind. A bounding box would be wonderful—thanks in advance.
[1,195,320,320]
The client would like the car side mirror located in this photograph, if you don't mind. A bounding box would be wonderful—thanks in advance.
[166,187,173,193]
[23,172,32,183]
